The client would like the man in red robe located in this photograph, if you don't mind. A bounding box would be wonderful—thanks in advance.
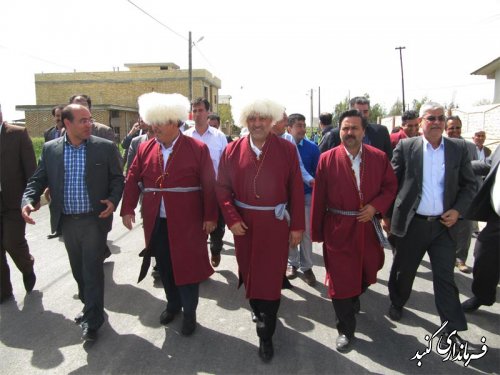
[121,92,217,336]
[311,109,397,352]
[216,99,305,362]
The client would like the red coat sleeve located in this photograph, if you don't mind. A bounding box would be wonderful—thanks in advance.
[369,155,398,217]
[120,144,142,217]
[310,152,328,242]
[199,143,218,223]
[216,147,243,229]
[287,143,305,232]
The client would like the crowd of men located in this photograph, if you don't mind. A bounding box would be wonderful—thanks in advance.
[0,93,498,363]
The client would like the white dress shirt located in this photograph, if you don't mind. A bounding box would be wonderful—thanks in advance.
[417,136,445,216]
[184,125,227,177]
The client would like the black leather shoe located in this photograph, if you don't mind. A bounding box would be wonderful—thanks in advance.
[160,310,178,325]
[462,297,482,313]
[388,304,402,321]
[251,311,261,323]
[74,311,84,324]
[47,231,62,239]
[258,338,274,362]
[82,327,98,341]
[336,334,351,352]
[181,317,197,336]
[23,271,36,293]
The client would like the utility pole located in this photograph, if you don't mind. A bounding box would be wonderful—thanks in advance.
[310,88,313,130]
[395,46,406,112]
[188,31,193,104]
[317,86,321,136]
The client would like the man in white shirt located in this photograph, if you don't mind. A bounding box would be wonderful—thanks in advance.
[387,102,477,350]
[184,98,228,268]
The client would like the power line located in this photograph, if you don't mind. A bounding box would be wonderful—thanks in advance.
[126,0,187,41]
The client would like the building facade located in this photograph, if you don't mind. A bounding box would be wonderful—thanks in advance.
[16,62,221,140]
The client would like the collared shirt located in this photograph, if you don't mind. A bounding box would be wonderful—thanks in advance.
[156,135,179,218]
[416,136,445,216]
[183,125,227,177]
[63,135,92,214]
[297,138,320,195]
[476,146,486,161]
[249,134,263,158]
[344,145,363,190]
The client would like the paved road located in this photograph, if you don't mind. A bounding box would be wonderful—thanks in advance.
[1,204,499,374]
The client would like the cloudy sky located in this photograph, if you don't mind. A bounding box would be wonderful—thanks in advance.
[1,0,498,123]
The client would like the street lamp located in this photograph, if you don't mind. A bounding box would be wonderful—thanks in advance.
[395,46,406,112]
[188,31,204,104]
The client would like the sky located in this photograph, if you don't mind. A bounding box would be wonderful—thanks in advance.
[1,0,499,124]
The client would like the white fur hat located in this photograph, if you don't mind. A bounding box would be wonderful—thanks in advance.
[138,92,189,125]
[239,98,285,127]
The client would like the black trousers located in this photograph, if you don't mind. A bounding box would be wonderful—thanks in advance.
[388,217,467,331]
[472,219,500,305]
[0,206,34,298]
[332,297,357,338]
[61,214,106,330]
[209,209,225,256]
[249,299,280,340]
[151,218,199,318]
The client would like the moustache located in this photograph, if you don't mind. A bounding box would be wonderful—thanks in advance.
[343,135,356,140]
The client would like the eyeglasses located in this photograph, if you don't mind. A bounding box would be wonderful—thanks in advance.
[447,126,462,130]
[423,115,445,122]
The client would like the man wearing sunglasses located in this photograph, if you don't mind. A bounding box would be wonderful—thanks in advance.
[387,102,478,350]
[445,116,479,274]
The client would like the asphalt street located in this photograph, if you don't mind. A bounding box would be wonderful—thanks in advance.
[1,203,499,374]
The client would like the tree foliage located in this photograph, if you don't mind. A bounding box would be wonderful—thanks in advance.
[389,99,403,116]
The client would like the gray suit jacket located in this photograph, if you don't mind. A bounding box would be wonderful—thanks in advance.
[22,135,124,233]
[92,121,116,142]
[466,146,500,222]
[390,136,476,238]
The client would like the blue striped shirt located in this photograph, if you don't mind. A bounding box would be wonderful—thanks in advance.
[63,137,92,214]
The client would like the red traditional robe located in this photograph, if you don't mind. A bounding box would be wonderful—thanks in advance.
[390,129,408,149]
[311,144,397,299]
[216,134,305,300]
[120,134,217,285]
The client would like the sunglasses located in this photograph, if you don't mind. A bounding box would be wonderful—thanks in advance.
[423,115,446,122]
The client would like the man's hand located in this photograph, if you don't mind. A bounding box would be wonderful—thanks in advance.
[122,214,135,230]
[382,217,391,234]
[230,221,248,236]
[21,203,40,225]
[357,204,376,223]
[99,200,115,218]
[440,209,460,228]
[128,122,140,136]
[289,230,303,247]
[203,221,217,235]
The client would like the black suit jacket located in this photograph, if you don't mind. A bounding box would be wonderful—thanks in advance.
[466,147,500,222]
[319,123,392,160]
[390,136,476,238]
[0,122,37,211]
[22,135,124,233]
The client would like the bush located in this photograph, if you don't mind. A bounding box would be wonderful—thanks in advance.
[32,137,44,162]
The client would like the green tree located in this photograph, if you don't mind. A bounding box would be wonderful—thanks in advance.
[389,99,403,116]
[332,96,350,126]
[370,103,387,123]
[411,96,428,114]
